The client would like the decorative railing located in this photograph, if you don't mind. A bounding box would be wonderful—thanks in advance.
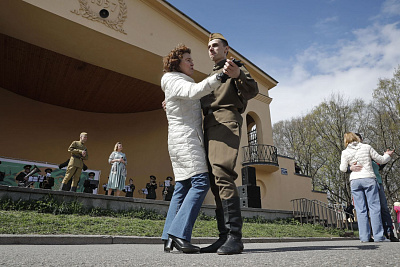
[291,198,354,231]
[242,144,278,166]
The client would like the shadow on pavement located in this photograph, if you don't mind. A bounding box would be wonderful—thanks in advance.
[244,245,379,254]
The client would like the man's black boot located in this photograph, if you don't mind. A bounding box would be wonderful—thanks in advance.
[217,235,243,255]
[59,183,69,191]
[70,186,77,192]
[217,197,244,255]
[200,208,228,253]
[389,233,399,242]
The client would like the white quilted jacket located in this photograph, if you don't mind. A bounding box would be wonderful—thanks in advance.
[161,72,221,181]
[339,142,391,180]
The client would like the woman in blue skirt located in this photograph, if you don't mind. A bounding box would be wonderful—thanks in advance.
[107,142,127,196]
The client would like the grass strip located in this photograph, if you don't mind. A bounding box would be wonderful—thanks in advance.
[0,196,348,237]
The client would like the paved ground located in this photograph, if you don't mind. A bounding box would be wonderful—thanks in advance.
[0,239,399,266]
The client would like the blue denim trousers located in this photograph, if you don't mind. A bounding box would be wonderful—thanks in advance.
[351,178,384,242]
[161,172,210,242]
[378,183,394,235]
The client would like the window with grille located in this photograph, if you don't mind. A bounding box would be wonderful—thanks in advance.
[248,125,258,145]
[248,125,258,161]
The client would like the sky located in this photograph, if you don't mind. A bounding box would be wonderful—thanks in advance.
[166,0,400,124]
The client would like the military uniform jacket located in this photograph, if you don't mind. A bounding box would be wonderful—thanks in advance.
[67,141,88,168]
[146,183,157,199]
[201,59,259,129]
[15,171,29,182]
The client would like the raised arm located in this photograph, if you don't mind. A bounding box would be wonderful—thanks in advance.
[234,66,259,100]
[162,73,221,100]
[369,145,391,165]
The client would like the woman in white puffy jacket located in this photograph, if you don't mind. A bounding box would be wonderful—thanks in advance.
[160,44,224,253]
[339,132,392,242]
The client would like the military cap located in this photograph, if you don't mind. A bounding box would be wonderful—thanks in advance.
[209,33,228,45]
[88,172,95,176]
[44,168,53,173]
[23,165,32,169]
[166,176,173,181]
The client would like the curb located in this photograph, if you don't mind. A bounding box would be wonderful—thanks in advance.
[0,235,358,245]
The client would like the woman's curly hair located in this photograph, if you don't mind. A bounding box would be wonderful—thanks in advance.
[163,44,191,73]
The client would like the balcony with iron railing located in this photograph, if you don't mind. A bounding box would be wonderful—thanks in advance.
[242,144,279,172]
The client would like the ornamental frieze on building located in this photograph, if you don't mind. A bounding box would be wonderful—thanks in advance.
[71,0,127,34]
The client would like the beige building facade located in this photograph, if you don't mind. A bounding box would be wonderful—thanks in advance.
[0,0,326,211]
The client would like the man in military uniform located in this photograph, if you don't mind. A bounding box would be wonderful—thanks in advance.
[83,172,97,194]
[145,175,157,199]
[15,165,32,187]
[162,176,174,201]
[124,178,136,198]
[200,33,259,255]
[60,132,88,192]
[40,168,55,189]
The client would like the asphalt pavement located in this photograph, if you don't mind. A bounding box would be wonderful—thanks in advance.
[0,237,399,266]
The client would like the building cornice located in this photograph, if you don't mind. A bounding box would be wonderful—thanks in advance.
[254,93,273,104]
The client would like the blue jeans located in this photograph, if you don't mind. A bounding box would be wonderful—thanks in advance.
[378,183,394,235]
[161,172,210,242]
[351,178,384,242]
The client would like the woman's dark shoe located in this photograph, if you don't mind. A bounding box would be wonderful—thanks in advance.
[169,235,200,254]
[164,237,174,252]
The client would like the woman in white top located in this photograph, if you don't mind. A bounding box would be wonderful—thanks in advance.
[339,132,392,242]
[161,44,225,253]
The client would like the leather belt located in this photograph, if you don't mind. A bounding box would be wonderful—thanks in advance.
[72,155,83,160]
[207,107,238,115]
